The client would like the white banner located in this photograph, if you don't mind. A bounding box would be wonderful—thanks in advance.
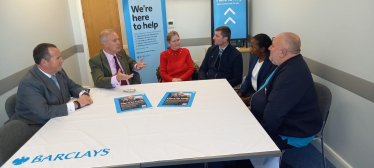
[123,0,168,83]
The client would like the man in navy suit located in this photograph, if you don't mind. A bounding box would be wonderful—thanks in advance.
[198,26,243,87]
[250,32,322,150]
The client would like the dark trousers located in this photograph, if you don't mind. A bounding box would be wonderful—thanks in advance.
[28,124,42,134]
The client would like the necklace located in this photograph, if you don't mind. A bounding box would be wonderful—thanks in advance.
[168,48,182,56]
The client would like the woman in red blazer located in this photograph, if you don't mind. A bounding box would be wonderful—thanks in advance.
[159,31,194,82]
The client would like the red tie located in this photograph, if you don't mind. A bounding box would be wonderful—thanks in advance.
[113,56,128,85]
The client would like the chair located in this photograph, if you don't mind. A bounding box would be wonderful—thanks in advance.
[5,94,17,119]
[132,71,141,84]
[156,62,200,82]
[313,82,332,168]
[281,82,331,168]
[0,120,34,167]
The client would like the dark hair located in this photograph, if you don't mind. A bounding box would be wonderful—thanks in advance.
[252,34,272,53]
[215,26,231,41]
[33,43,57,64]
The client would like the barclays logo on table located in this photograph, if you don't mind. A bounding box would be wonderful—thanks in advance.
[12,148,110,166]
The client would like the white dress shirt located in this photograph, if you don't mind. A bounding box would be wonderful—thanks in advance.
[251,60,264,91]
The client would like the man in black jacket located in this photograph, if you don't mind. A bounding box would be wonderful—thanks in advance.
[198,26,243,87]
[250,32,322,150]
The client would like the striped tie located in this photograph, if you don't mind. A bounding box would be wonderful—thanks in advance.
[219,48,223,56]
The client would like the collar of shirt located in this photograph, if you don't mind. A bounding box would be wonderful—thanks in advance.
[103,49,116,62]
[219,45,227,51]
[38,67,53,78]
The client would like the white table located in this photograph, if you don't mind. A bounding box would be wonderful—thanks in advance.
[3,79,280,168]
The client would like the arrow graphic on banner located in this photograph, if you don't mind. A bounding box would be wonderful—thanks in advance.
[224,17,236,24]
[224,8,235,15]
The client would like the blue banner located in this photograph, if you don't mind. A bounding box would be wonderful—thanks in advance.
[213,0,247,39]
[123,0,168,83]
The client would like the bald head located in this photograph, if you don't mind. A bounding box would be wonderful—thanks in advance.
[268,32,301,66]
[278,32,301,55]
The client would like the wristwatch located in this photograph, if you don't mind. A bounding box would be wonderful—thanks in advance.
[74,100,81,109]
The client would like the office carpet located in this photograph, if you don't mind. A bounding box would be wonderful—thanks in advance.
[282,143,336,168]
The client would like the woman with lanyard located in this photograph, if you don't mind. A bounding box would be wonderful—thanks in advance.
[238,34,276,106]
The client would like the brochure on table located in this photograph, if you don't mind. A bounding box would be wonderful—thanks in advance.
[157,91,196,107]
[114,94,152,113]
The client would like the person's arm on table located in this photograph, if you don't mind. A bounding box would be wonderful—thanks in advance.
[18,82,69,119]
[67,91,93,113]
[61,70,94,112]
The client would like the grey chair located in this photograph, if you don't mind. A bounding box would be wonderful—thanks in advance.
[281,82,332,168]
[5,93,17,119]
[132,71,141,84]
[314,82,332,168]
[0,120,34,167]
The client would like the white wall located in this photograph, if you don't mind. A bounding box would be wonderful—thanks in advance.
[0,0,83,125]
[165,0,212,65]
[250,0,374,167]
[67,0,93,87]
[165,0,211,39]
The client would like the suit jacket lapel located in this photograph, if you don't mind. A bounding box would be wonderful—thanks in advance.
[212,47,220,65]
[99,50,112,76]
[248,55,258,77]
[117,53,129,74]
[32,65,63,103]
[56,73,67,102]
[257,53,272,87]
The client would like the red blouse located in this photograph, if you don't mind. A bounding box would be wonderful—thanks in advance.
[159,48,194,82]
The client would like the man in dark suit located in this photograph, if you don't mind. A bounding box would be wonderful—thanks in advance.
[250,32,322,150]
[11,43,93,133]
[198,26,243,87]
[89,29,147,88]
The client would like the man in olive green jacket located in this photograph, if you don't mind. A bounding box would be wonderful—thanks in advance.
[89,29,147,88]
